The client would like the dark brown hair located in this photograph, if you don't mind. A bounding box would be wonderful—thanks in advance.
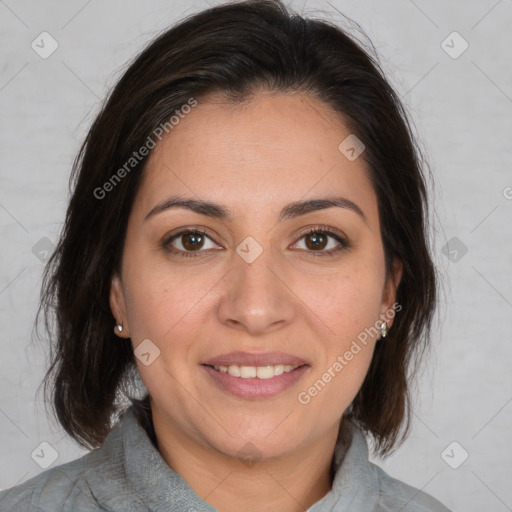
[38,0,436,456]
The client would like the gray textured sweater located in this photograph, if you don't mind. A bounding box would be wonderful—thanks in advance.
[0,407,451,511]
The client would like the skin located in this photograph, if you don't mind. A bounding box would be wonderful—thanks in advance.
[110,90,402,512]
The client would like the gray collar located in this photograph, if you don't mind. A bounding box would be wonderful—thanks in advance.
[83,407,379,511]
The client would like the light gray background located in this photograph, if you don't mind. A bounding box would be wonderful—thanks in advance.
[1,0,511,510]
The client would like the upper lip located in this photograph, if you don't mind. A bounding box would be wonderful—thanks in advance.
[202,351,308,367]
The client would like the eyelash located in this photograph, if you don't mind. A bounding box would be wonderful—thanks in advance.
[162,226,350,259]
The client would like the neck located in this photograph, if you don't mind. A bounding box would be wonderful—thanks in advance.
[150,407,339,512]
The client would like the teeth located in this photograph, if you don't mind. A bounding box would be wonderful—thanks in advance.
[212,364,299,379]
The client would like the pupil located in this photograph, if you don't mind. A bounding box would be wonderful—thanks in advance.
[183,233,203,250]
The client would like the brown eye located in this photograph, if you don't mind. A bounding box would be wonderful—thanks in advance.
[181,232,205,251]
[163,229,221,258]
[304,232,328,250]
[292,227,350,257]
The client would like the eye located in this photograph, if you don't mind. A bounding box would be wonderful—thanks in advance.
[162,226,350,259]
[292,227,350,257]
[162,229,222,257]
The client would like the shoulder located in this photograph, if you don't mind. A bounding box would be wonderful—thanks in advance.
[371,463,452,512]
[325,420,451,512]
[0,450,104,512]
[0,410,144,512]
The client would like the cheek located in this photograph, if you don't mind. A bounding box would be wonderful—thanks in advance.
[121,254,232,396]
[297,312,377,419]
[293,259,384,409]
[122,253,215,342]
[295,257,385,339]
[122,269,206,397]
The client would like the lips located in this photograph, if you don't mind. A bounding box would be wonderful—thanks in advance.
[201,351,310,398]
[202,363,309,399]
[202,351,308,367]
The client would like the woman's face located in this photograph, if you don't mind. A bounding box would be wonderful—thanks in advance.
[110,91,400,461]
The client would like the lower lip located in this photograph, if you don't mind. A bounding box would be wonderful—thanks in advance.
[201,364,310,399]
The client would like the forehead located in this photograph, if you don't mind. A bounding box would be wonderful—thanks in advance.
[133,91,378,223]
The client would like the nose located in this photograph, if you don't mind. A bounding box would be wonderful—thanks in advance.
[216,247,296,336]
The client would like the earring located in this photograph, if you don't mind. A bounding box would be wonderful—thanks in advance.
[116,322,123,333]
[380,321,388,339]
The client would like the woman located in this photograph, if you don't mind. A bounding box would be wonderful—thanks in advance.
[0,1,450,510]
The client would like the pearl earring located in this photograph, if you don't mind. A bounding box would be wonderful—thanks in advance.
[380,321,388,339]
[116,322,123,333]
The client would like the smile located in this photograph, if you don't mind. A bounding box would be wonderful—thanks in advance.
[210,364,300,379]
[202,363,309,399]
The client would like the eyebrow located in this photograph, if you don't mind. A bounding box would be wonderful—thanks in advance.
[144,194,366,223]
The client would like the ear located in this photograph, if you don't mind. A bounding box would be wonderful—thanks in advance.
[380,258,403,329]
[109,273,130,338]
